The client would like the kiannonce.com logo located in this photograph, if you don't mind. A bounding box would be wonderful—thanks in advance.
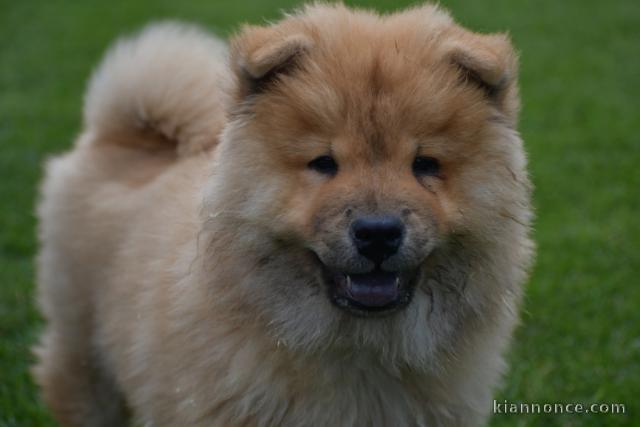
[493,400,626,415]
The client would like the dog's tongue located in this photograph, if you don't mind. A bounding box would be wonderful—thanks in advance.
[338,271,399,308]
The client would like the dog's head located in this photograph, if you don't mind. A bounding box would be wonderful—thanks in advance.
[204,4,532,368]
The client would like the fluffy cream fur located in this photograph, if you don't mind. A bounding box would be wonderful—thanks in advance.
[34,4,533,427]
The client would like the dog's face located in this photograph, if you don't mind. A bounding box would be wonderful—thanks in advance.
[206,5,531,366]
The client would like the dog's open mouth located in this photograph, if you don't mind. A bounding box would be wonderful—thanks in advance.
[325,269,416,316]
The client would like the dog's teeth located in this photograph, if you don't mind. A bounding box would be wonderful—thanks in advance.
[346,275,352,287]
[395,277,401,290]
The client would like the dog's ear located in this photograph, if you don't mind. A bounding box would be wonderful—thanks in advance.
[444,33,519,118]
[231,25,313,98]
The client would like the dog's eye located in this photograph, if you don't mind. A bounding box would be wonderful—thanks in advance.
[412,156,440,177]
[308,155,338,176]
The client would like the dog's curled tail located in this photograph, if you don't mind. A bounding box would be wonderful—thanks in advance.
[83,22,231,156]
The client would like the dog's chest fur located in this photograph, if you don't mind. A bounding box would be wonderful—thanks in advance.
[138,342,443,427]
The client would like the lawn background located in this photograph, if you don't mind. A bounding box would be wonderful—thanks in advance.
[1,0,638,425]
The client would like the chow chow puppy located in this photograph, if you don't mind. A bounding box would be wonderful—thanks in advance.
[34,3,534,426]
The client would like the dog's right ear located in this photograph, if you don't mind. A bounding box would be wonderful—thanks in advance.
[230,25,313,98]
[441,32,520,122]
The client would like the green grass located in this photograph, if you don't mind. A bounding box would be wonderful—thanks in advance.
[1,0,638,425]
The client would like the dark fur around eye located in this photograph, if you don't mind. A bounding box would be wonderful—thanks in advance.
[308,155,338,176]
[412,156,441,177]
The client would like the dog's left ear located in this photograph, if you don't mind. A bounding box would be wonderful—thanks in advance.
[231,25,313,98]
[444,33,519,120]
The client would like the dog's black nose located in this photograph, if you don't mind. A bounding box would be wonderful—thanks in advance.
[351,216,404,265]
